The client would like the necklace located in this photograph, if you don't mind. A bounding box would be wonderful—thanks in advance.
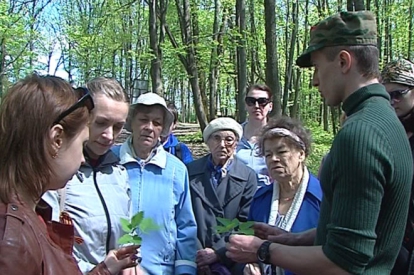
[280,196,295,202]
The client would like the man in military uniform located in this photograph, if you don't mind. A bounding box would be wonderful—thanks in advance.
[225,11,413,275]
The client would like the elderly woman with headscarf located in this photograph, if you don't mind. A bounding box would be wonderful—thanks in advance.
[245,116,322,275]
[186,117,258,275]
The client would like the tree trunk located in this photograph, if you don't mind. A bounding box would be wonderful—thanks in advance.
[149,0,163,95]
[172,0,208,130]
[282,1,298,115]
[347,0,365,11]
[409,0,413,60]
[236,0,247,122]
[264,0,282,116]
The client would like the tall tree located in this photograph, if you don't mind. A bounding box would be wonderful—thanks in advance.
[264,0,282,116]
[236,0,247,122]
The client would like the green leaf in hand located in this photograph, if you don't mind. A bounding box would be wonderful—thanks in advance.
[120,217,132,233]
[118,211,159,245]
[131,211,144,228]
[140,217,160,234]
[118,234,141,245]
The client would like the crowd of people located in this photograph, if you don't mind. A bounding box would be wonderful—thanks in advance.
[0,9,414,275]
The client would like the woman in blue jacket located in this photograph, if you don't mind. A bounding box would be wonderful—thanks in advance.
[246,116,322,275]
[43,77,144,274]
[113,92,197,275]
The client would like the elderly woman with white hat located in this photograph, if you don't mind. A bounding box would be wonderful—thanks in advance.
[112,92,198,275]
[186,117,257,275]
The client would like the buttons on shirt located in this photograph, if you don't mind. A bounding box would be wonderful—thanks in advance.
[11,205,18,211]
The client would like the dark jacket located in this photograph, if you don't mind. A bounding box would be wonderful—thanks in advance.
[186,155,257,267]
[0,197,110,275]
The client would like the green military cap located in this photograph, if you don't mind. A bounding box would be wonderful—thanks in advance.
[381,59,414,87]
[296,11,378,68]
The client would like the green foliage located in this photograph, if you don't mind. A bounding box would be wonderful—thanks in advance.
[118,211,160,245]
[215,217,254,236]
[305,122,334,175]
[179,131,203,143]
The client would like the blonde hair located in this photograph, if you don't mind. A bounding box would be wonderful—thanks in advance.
[86,77,129,103]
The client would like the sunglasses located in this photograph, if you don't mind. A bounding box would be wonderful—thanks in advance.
[245,97,270,107]
[389,88,411,101]
[53,87,95,125]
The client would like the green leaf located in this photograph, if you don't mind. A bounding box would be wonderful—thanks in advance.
[131,235,142,245]
[239,228,254,236]
[216,217,230,226]
[139,217,160,234]
[131,211,144,228]
[215,225,228,234]
[229,218,239,229]
[118,234,135,245]
[239,221,254,230]
[120,218,132,233]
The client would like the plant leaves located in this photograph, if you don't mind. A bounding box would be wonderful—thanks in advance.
[131,211,144,228]
[239,228,254,236]
[217,217,230,226]
[131,235,142,245]
[139,217,160,234]
[120,217,132,233]
[118,234,134,245]
[239,221,254,230]
[215,225,228,234]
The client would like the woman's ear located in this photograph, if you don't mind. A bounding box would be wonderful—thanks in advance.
[49,124,64,157]
[298,150,306,162]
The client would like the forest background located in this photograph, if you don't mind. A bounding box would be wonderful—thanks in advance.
[0,0,412,173]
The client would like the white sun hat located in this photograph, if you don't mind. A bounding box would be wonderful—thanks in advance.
[131,92,174,137]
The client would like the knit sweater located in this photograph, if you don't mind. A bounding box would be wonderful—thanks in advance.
[317,83,413,275]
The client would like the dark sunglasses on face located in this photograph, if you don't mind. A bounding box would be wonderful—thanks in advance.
[53,87,95,125]
[389,88,411,101]
[245,96,270,107]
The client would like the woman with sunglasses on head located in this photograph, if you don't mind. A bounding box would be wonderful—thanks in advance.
[43,77,145,274]
[382,59,414,275]
[236,84,273,188]
[0,74,139,275]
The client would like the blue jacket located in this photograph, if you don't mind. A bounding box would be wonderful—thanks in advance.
[163,133,193,164]
[113,139,197,275]
[248,171,322,233]
[248,171,322,275]
[42,150,130,274]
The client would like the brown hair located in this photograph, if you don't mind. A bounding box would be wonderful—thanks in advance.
[0,74,90,203]
[247,84,273,101]
[86,77,129,103]
[167,102,178,124]
[323,45,380,79]
[258,116,312,157]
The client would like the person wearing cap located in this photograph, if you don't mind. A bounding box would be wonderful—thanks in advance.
[112,92,198,275]
[225,11,412,275]
[186,117,257,274]
[381,59,414,275]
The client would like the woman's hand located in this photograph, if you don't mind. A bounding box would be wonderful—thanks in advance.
[196,248,218,267]
[243,263,262,275]
[121,266,146,275]
[104,245,140,275]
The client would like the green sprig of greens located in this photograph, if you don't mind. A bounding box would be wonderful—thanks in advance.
[215,217,254,235]
[118,211,160,245]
